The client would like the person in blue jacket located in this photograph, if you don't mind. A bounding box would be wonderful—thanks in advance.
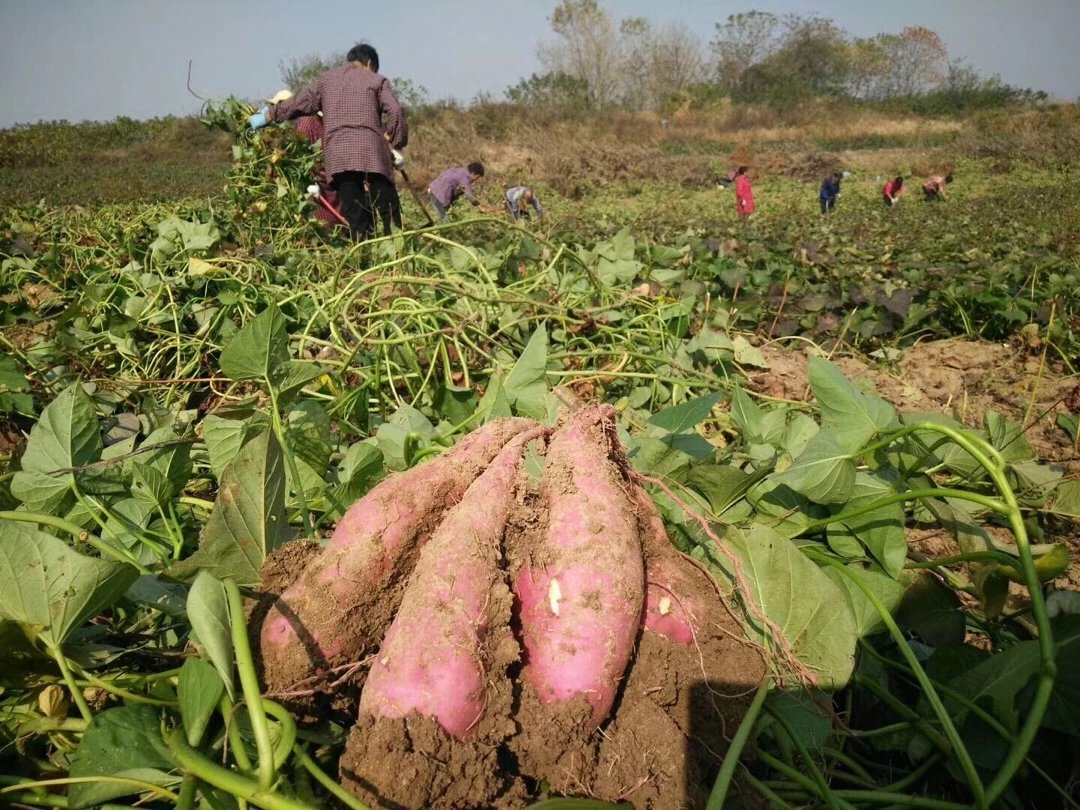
[819,171,842,214]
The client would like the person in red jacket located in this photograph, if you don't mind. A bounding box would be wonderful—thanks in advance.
[734,166,754,219]
[882,175,904,207]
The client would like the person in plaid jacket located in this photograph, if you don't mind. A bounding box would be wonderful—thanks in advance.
[256,43,407,240]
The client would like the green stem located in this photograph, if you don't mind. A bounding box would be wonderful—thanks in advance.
[224,579,277,790]
[268,387,312,536]
[294,745,371,810]
[261,700,298,772]
[177,773,198,810]
[0,776,179,802]
[858,642,1079,808]
[220,692,254,774]
[0,510,147,571]
[707,677,770,810]
[767,705,850,810]
[168,729,313,810]
[823,560,986,808]
[70,662,176,707]
[743,773,798,809]
[801,487,1009,535]
[47,643,92,722]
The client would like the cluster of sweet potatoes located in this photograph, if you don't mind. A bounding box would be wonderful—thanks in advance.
[253,405,761,808]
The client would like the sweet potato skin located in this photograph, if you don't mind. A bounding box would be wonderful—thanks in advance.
[634,484,700,645]
[359,427,546,738]
[257,417,539,693]
[513,405,644,725]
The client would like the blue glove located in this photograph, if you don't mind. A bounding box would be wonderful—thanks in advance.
[248,107,269,130]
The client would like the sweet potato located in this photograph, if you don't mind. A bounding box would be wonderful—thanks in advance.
[634,484,701,645]
[258,417,540,695]
[359,426,546,738]
[513,405,644,725]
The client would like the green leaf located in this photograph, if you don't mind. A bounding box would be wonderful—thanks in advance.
[477,369,513,422]
[649,391,724,434]
[0,523,138,647]
[729,387,763,440]
[219,306,289,383]
[594,228,641,285]
[628,436,693,479]
[185,571,235,700]
[277,360,327,403]
[284,400,332,498]
[766,689,832,753]
[745,478,820,538]
[807,356,896,451]
[1045,479,1080,518]
[985,411,1032,463]
[732,335,768,368]
[125,574,187,617]
[331,442,385,515]
[202,410,270,482]
[1043,616,1080,735]
[169,429,287,585]
[686,464,755,515]
[138,426,193,500]
[947,640,1040,731]
[827,472,907,577]
[432,384,479,426]
[895,573,965,647]
[824,564,906,636]
[726,524,858,687]
[11,383,102,514]
[769,430,855,505]
[68,704,177,808]
[503,324,550,420]
[179,656,225,746]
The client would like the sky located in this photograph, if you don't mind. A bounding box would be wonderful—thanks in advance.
[1,0,1077,129]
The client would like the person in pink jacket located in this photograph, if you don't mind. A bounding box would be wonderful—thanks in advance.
[734,166,754,219]
[882,175,905,207]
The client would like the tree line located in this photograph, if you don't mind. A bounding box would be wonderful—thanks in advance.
[281,2,1046,115]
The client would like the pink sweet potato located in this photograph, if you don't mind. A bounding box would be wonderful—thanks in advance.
[258,417,540,694]
[359,426,546,738]
[513,405,645,726]
[634,484,702,645]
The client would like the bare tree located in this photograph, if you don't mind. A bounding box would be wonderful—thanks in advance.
[539,0,624,107]
[647,22,706,107]
[876,27,949,97]
[279,52,345,92]
[710,11,783,93]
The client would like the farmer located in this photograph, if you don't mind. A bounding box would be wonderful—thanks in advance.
[505,185,544,222]
[882,175,905,207]
[819,171,842,215]
[248,43,408,241]
[922,173,953,201]
[734,166,754,219]
[427,162,488,221]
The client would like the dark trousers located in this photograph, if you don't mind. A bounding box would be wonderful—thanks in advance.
[333,171,402,241]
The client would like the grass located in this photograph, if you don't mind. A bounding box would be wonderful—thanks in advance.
[1,101,1074,209]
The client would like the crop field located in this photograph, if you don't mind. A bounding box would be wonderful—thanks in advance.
[0,101,1078,809]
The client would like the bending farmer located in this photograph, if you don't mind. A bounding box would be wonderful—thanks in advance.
[428,163,487,221]
[505,186,543,222]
